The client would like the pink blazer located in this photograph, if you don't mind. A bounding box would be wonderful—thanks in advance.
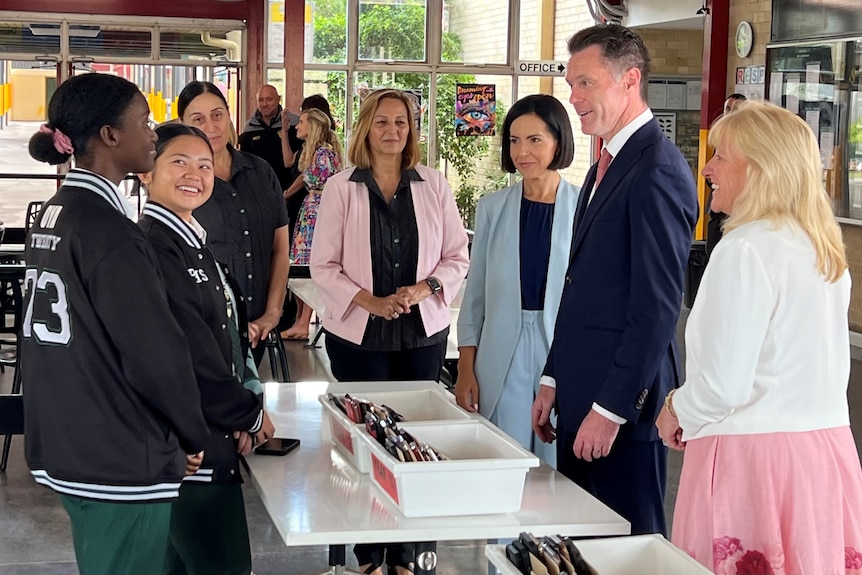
[310,164,470,345]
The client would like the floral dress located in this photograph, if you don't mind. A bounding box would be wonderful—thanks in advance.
[290,144,341,264]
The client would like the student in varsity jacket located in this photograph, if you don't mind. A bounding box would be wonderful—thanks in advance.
[139,123,276,575]
[23,73,211,575]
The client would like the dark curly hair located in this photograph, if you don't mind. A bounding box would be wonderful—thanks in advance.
[28,73,142,165]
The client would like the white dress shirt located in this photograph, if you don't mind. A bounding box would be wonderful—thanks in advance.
[540,108,655,424]
[673,219,851,441]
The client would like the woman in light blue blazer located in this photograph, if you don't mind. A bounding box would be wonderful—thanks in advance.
[456,94,579,467]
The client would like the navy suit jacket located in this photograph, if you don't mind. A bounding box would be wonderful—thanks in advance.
[544,118,698,442]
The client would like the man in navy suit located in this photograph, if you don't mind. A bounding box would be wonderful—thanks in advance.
[531,24,698,536]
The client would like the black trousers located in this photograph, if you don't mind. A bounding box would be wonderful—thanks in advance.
[325,336,445,570]
[556,420,668,536]
[325,337,445,382]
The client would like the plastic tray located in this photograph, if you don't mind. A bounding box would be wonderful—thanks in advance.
[362,420,539,517]
[318,386,472,474]
[485,535,713,574]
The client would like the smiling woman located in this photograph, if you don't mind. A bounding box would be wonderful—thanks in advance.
[137,122,275,575]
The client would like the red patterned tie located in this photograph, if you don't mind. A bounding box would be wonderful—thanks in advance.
[596,149,613,188]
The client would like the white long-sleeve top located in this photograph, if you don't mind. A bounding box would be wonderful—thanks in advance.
[673,219,851,441]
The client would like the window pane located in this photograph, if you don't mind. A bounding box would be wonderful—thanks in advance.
[846,41,862,219]
[353,72,429,163]
[0,23,60,55]
[305,69,346,136]
[309,0,347,64]
[69,26,152,59]
[435,73,510,227]
[267,0,285,64]
[517,0,541,60]
[359,0,426,62]
[442,0,508,64]
[159,28,243,62]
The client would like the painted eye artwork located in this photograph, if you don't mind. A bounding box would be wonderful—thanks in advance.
[455,83,497,136]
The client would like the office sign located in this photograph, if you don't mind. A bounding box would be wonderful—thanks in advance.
[516,60,566,76]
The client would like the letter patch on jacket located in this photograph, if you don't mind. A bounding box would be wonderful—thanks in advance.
[187,268,209,283]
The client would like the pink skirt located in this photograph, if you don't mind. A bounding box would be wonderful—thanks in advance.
[672,427,862,575]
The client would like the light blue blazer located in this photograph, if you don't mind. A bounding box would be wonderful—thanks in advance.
[457,178,580,418]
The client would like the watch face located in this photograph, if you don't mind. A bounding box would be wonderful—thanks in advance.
[736,21,753,58]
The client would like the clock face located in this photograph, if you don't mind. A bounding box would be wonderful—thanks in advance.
[736,21,753,59]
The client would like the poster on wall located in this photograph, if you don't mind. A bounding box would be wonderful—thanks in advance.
[455,84,496,136]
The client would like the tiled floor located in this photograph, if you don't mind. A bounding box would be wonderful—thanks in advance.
[1,311,861,574]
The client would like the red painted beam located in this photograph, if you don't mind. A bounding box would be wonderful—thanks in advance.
[694,0,730,240]
[0,0,249,21]
[700,0,729,129]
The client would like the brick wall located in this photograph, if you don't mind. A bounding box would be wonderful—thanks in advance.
[639,29,704,76]
[727,0,771,92]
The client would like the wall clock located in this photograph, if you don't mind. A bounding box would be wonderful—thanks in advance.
[736,21,753,59]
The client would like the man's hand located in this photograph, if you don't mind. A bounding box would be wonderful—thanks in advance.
[531,385,557,443]
[573,409,620,462]
[185,451,204,476]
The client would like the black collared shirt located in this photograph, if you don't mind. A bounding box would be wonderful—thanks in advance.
[194,145,289,321]
[334,168,448,352]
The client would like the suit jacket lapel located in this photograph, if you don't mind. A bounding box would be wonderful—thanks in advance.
[569,120,661,263]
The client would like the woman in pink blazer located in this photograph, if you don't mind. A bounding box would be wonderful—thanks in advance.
[310,89,469,575]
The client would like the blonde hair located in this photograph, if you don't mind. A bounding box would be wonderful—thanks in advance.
[298,108,343,171]
[710,100,846,282]
[348,89,421,170]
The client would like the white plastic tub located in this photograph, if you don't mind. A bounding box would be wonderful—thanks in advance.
[318,386,472,474]
[485,535,713,574]
[362,421,540,517]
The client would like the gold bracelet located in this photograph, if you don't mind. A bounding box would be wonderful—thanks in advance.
[664,389,678,418]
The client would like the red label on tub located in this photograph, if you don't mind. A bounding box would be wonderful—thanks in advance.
[371,453,399,504]
[332,421,354,454]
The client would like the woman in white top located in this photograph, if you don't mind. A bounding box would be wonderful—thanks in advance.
[656,100,862,575]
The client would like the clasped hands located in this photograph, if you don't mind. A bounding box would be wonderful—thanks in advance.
[368,283,432,321]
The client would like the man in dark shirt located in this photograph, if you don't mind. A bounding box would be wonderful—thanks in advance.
[237,84,300,191]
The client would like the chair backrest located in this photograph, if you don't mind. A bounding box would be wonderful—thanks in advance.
[25,201,44,235]
[0,395,23,436]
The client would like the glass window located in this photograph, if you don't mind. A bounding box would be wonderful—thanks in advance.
[359,0,426,61]
[159,28,243,63]
[769,41,846,216]
[69,26,152,59]
[267,0,285,64]
[517,0,541,60]
[0,23,61,55]
[435,73,510,227]
[305,69,346,135]
[846,41,862,219]
[441,0,508,64]
[309,0,347,64]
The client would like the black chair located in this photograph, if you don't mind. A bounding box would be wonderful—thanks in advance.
[25,201,44,235]
[264,330,290,382]
[0,392,23,472]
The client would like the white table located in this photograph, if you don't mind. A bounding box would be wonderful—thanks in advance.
[245,381,629,574]
[287,279,464,361]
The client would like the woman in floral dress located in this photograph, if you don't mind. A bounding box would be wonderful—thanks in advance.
[281,108,342,339]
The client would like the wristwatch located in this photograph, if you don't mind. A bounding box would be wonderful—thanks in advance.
[426,277,442,295]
